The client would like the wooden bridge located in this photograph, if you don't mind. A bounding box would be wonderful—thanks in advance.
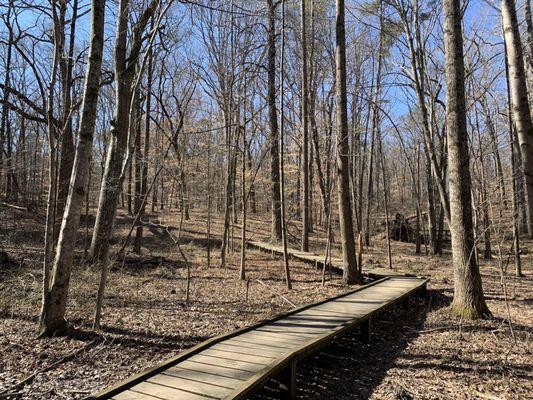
[89,274,427,400]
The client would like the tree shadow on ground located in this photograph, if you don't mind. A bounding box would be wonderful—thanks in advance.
[66,324,210,352]
[251,288,449,400]
[0,311,208,352]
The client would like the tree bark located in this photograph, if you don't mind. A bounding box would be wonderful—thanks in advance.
[444,0,490,319]
[502,0,533,238]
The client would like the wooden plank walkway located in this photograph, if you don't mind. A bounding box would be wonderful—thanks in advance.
[89,276,427,400]
[247,240,403,278]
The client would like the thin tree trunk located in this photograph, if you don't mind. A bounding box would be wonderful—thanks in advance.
[0,0,14,199]
[42,0,62,321]
[132,94,143,253]
[133,34,154,253]
[267,0,282,241]
[279,0,292,290]
[239,124,246,280]
[300,0,310,252]
[56,0,77,240]
[505,34,523,277]
[365,7,384,246]
[207,131,212,268]
[379,130,392,269]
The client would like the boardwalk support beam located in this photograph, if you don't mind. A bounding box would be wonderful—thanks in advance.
[279,360,297,399]
[402,296,410,310]
[360,318,371,344]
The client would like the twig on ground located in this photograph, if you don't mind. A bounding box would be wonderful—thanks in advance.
[255,279,296,308]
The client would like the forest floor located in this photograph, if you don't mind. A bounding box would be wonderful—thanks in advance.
[0,206,531,399]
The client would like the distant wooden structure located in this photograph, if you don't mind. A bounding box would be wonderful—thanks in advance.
[246,240,404,278]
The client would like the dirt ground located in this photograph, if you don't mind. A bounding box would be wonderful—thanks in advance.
[0,207,531,399]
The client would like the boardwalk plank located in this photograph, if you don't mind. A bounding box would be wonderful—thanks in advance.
[148,373,233,398]
[188,354,267,373]
[213,342,287,358]
[129,382,212,400]
[112,391,160,400]
[239,330,311,345]
[227,336,296,351]
[201,348,274,365]
[178,360,253,381]
[164,366,243,389]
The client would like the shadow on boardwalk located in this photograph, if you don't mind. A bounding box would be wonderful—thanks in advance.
[252,288,448,400]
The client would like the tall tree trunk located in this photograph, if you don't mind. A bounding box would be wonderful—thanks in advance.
[336,0,361,285]
[267,0,282,242]
[397,0,451,223]
[246,147,257,213]
[379,130,392,269]
[132,95,143,253]
[504,28,523,277]
[220,109,233,267]
[56,0,76,240]
[473,103,492,260]
[508,104,523,277]
[239,124,246,280]
[133,35,154,253]
[365,3,385,246]
[0,0,14,199]
[42,0,62,322]
[90,0,158,261]
[279,0,292,289]
[89,0,133,261]
[444,0,490,319]
[524,0,533,99]
[301,0,310,252]
[502,0,533,238]
[39,0,106,336]
[481,101,507,208]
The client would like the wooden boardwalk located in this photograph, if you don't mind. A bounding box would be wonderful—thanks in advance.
[89,276,427,400]
[247,240,402,278]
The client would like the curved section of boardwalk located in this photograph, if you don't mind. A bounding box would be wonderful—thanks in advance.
[246,240,404,278]
[89,276,427,400]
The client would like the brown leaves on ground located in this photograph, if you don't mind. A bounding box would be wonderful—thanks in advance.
[0,209,531,399]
